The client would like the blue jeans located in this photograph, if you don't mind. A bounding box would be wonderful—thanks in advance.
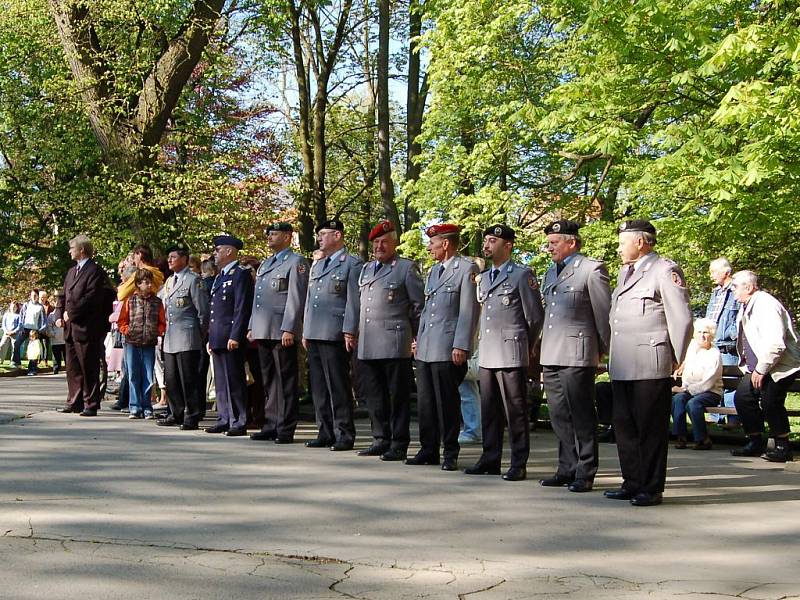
[458,379,481,439]
[672,390,721,442]
[125,344,155,416]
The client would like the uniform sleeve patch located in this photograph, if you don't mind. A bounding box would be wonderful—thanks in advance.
[528,276,539,289]
[297,263,307,274]
[671,271,685,287]
[470,272,477,283]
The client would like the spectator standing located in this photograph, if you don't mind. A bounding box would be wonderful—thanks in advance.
[671,318,723,451]
[13,290,46,367]
[117,244,164,301]
[117,269,166,419]
[730,270,800,462]
[46,298,66,375]
[706,258,740,366]
[26,330,44,375]
[1,302,20,365]
[56,234,114,416]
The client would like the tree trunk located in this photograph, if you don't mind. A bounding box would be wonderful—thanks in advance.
[404,0,423,227]
[377,0,400,233]
[360,0,376,261]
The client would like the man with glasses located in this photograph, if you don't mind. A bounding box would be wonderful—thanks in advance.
[301,219,363,450]
[158,243,210,431]
[205,235,254,436]
[248,222,309,444]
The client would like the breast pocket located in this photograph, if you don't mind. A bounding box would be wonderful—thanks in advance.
[384,281,401,303]
[328,272,346,295]
[632,287,658,314]
[443,285,458,306]
[271,273,289,293]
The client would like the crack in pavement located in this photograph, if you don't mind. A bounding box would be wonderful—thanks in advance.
[457,577,507,599]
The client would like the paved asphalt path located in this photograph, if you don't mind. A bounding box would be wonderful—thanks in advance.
[1,374,799,599]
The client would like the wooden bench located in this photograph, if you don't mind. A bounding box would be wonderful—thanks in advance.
[703,365,800,418]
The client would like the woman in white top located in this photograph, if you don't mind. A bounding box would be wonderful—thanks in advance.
[672,318,723,450]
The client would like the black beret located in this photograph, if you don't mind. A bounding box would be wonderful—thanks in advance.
[212,234,243,250]
[618,219,656,235]
[316,219,344,233]
[544,219,581,236]
[483,224,516,241]
[165,242,191,256]
[267,221,293,233]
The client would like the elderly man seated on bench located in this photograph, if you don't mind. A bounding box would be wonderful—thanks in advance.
[672,318,723,450]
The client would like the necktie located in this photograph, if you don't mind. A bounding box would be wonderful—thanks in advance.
[269,255,277,268]
[623,265,635,284]
[438,264,445,279]
[323,256,331,270]
[375,261,383,275]
[556,262,565,275]
[490,268,499,283]
[173,274,179,288]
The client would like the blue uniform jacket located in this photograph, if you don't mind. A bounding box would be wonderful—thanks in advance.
[209,262,254,351]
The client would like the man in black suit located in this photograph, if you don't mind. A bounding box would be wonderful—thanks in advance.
[56,234,113,417]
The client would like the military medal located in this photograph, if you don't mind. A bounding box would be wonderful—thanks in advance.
[502,296,511,306]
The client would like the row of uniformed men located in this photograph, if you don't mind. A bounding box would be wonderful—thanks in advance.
[161,217,693,507]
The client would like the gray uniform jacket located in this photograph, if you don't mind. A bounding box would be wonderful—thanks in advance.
[249,249,310,340]
[476,261,544,369]
[540,254,611,368]
[303,250,363,341]
[416,256,479,363]
[608,253,693,381]
[356,256,424,360]
[162,267,210,353]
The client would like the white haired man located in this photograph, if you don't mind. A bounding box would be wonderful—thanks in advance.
[730,270,800,462]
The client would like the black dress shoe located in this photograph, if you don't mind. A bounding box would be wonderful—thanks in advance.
[604,488,635,500]
[57,406,80,413]
[441,458,457,471]
[180,423,199,431]
[250,430,277,441]
[205,424,229,434]
[305,438,332,448]
[763,448,794,462]
[464,461,501,475]
[380,448,407,461]
[274,437,294,444]
[330,441,354,451]
[539,474,573,487]
[630,492,663,506]
[502,466,527,481]
[357,444,389,456]
[568,479,593,493]
[225,428,247,437]
[157,416,181,427]
[405,452,440,466]
[79,408,97,417]
[731,439,765,457]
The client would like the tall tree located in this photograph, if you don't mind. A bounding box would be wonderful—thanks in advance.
[376,0,400,232]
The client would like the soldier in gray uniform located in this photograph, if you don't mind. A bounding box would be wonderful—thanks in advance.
[355,220,425,461]
[302,219,363,451]
[465,224,543,481]
[248,222,309,444]
[408,224,479,471]
[158,244,210,430]
[538,220,611,492]
[605,220,693,507]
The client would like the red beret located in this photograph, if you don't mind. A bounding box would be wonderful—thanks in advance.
[368,220,395,241]
[425,223,460,237]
